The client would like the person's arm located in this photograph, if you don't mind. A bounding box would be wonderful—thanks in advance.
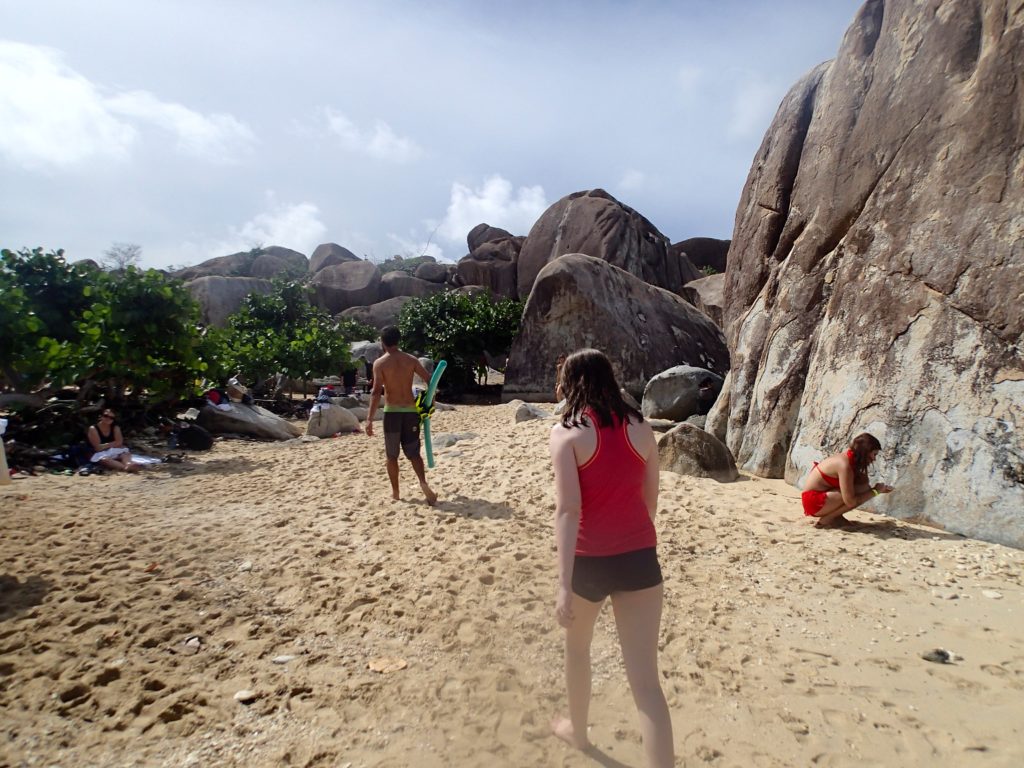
[550,426,582,627]
[639,423,660,521]
[87,426,102,452]
[112,426,125,448]
[413,358,433,387]
[839,461,891,507]
[365,361,384,436]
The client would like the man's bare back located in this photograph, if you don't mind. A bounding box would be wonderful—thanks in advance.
[365,333,436,505]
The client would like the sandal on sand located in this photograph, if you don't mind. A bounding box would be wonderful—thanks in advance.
[163,453,186,464]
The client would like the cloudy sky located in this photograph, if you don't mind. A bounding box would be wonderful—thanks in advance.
[1,1,863,269]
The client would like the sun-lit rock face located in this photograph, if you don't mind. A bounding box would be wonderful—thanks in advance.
[708,0,1024,546]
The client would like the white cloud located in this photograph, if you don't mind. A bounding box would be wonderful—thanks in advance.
[617,169,646,192]
[0,41,136,169]
[437,175,547,244]
[728,75,784,140]
[206,200,328,257]
[323,108,421,163]
[105,91,256,162]
[0,40,255,170]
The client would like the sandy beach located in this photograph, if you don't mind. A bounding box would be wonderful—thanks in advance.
[1,403,1022,767]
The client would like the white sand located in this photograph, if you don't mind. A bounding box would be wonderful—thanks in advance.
[1,404,1021,767]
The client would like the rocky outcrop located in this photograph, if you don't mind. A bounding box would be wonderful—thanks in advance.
[641,366,723,422]
[457,236,523,300]
[380,271,445,300]
[186,276,275,327]
[681,274,725,327]
[659,422,738,482]
[504,254,729,402]
[516,189,689,299]
[174,246,306,281]
[311,261,381,314]
[415,261,449,283]
[712,0,1024,546]
[672,238,730,275]
[309,243,360,274]
[197,403,303,441]
[467,223,513,252]
[305,404,360,437]
[339,296,414,330]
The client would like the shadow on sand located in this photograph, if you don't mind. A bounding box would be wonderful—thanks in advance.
[830,518,966,542]
[435,494,513,520]
[0,574,51,622]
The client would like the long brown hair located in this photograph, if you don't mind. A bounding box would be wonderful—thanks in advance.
[558,349,642,429]
[849,432,881,476]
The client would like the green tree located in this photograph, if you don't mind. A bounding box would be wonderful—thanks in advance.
[216,280,363,391]
[398,290,523,389]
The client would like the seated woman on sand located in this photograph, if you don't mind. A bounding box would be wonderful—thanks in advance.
[87,409,140,472]
[802,432,893,528]
[549,349,674,767]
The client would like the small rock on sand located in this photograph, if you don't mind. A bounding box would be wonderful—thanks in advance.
[233,689,258,703]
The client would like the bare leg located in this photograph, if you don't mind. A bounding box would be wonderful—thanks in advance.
[814,487,871,528]
[610,584,674,768]
[552,593,604,751]
[386,457,400,500]
[120,453,140,472]
[407,454,437,505]
[99,458,126,472]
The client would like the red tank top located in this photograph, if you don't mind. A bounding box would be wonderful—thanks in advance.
[575,412,657,556]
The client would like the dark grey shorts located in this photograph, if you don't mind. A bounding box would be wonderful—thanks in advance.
[383,411,421,460]
[572,547,663,603]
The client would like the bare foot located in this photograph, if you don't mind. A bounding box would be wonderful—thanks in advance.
[815,515,851,529]
[392,490,400,501]
[420,481,437,506]
[551,716,590,751]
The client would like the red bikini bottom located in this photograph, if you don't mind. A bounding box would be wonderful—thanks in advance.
[802,489,829,517]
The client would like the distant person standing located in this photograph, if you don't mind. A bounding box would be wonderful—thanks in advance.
[548,348,674,767]
[365,326,438,505]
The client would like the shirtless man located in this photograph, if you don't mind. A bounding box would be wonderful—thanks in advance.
[365,326,438,505]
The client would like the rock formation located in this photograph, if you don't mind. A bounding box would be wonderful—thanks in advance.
[708,0,1024,546]
[174,246,306,281]
[681,274,725,327]
[457,236,523,300]
[379,271,445,300]
[658,422,738,483]
[309,243,360,274]
[339,296,414,330]
[467,223,513,252]
[415,261,449,283]
[311,260,381,314]
[641,365,723,422]
[516,189,696,299]
[504,254,729,401]
[186,276,275,327]
[671,237,730,275]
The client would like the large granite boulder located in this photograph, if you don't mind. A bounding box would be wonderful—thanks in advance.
[350,340,383,364]
[659,422,738,482]
[516,189,693,299]
[672,238,730,275]
[173,246,305,281]
[681,273,725,327]
[305,404,360,438]
[339,296,414,330]
[309,243,360,274]
[186,276,276,327]
[456,236,523,300]
[380,271,446,300]
[641,366,724,422]
[504,254,729,402]
[467,223,514,252]
[311,260,381,313]
[415,261,449,283]
[197,403,303,441]
[710,0,1024,546]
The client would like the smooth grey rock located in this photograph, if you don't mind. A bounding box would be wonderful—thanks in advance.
[311,260,381,313]
[641,366,723,422]
[309,243,359,273]
[306,405,360,437]
[197,403,303,441]
[681,274,725,327]
[515,403,552,423]
[380,271,445,300]
[658,422,738,482]
[339,296,413,331]
[186,275,276,327]
[415,261,449,283]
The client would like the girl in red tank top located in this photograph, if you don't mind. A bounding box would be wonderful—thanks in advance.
[548,349,674,766]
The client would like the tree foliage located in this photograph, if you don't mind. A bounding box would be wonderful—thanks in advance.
[215,280,364,386]
[1,247,209,402]
[398,291,523,389]
[103,242,142,270]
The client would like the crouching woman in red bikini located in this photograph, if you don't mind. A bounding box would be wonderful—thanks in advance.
[802,432,894,528]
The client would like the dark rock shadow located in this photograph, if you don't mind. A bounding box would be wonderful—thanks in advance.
[0,574,51,622]
[435,494,513,520]
[146,456,260,479]
[832,518,966,542]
